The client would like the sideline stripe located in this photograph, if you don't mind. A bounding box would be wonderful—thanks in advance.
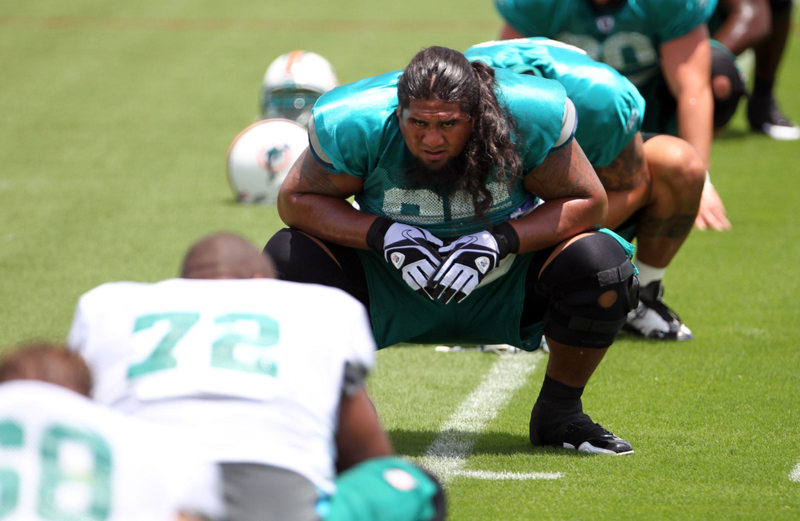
[0,15,498,33]
[418,352,562,482]
[790,460,800,482]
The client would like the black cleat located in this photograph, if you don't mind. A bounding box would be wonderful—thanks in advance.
[562,414,634,455]
[530,401,633,456]
[747,95,800,141]
[622,281,693,341]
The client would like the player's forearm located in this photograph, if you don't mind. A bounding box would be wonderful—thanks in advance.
[278,193,377,249]
[676,90,714,168]
[508,195,607,254]
[512,140,608,252]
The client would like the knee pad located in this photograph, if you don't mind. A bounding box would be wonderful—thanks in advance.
[711,44,747,128]
[264,228,339,284]
[770,0,792,16]
[263,228,370,309]
[536,233,639,349]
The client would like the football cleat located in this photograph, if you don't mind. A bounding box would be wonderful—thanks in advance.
[260,50,339,127]
[747,95,800,141]
[622,280,693,341]
[530,401,633,455]
[562,415,634,455]
[226,118,309,205]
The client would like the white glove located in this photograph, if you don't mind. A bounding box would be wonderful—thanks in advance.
[427,231,502,304]
[367,218,444,298]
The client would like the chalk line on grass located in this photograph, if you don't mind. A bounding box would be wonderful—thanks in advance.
[789,460,800,482]
[417,351,562,482]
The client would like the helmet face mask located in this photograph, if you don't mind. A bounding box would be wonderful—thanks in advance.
[260,51,338,126]
[261,89,323,127]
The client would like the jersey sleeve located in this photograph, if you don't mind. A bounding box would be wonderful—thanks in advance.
[308,71,402,178]
[552,97,577,153]
[329,290,376,397]
[656,0,718,43]
[545,45,645,166]
[66,295,90,355]
[494,69,568,171]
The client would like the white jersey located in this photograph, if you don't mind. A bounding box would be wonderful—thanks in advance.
[0,380,225,521]
[67,278,376,494]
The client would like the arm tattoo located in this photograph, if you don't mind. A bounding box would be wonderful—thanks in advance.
[525,143,599,200]
[291,151,351,198]
[594,138,646,191]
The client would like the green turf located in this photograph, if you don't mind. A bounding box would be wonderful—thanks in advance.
[2,1,800,519]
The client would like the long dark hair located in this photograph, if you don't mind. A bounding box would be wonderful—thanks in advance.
[397,46,522,218]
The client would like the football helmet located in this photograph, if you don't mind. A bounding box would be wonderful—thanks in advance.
[260,51,339,127]
[226,118,309,205]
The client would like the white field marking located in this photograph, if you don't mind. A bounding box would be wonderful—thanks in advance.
[417,351,562,482]
[453,469,562,480]
[789,460,800,482]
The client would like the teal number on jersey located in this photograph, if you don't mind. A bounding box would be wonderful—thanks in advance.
[38,425,112,520]
[0,420,112,521]
[128,312,281,378]
[128,313,200,378]
[212,313,280,376]
[0,421,23,517]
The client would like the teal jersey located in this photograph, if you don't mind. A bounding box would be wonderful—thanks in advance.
[706,2,726,36]
[464,38,645,167]
[494,0,716,87]
[308,68,570,238]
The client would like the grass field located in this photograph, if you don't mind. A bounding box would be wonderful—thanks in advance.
[2,1,800,519]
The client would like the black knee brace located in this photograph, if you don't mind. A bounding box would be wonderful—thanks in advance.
[711,44,747,128]
[263,228,370,309]
[535,233,639,349]
[770,0,792,16]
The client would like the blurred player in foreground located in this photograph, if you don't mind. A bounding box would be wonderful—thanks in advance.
[0,341,225,521]
[464,38,702,340]
[67,232,445,521]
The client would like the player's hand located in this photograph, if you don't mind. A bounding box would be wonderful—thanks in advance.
[694,181,731,231]
[367,218,444,298]
[427,231,502,304]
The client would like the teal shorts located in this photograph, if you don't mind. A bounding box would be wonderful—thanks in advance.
[357,249,539,350]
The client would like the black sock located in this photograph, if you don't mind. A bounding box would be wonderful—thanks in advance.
[538,374,584,403]
[751,78,775,100]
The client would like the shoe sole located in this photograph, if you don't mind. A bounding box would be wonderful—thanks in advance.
[620,323,694,341]
[565,441,635,456]
[760,123,800,141]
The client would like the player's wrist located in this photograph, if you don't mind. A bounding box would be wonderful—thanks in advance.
[491,222,520,259]
[365,216,394,251]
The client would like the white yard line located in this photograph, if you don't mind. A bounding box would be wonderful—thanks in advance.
[417,351,562,482]
[789,460,800,482]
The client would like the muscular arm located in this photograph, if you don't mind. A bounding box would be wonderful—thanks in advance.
[593,133,648,192]
[277,148,377,248]
[594,133,652,230]
[335,387,394,473]
[499,23,525,39]
[713,0,771,55]
[509,140,607,253]
[661,25,714,168]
